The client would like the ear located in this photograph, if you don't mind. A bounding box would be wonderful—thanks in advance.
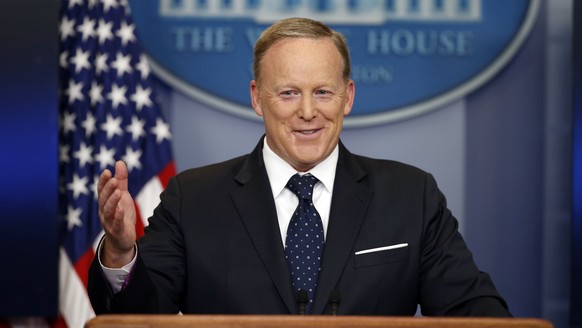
[250,80,263,117]
[343,79,355,116]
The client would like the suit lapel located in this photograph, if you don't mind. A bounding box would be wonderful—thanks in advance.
[228,139,372,314]
[312,143,372,314]
[229,139,296,313]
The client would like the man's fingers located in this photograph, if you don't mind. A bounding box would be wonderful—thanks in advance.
[97,169,112,194]
[101,189,122,224]
[106,199,125,232]
[114,202,125,222]
[98,176,118,211]
[114,161,129,191]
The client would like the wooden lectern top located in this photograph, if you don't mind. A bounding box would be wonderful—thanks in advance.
[85,315,554,328]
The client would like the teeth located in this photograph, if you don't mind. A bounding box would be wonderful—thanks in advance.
[300,130,316,134]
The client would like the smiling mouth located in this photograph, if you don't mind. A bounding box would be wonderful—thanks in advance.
[297,129,319,134]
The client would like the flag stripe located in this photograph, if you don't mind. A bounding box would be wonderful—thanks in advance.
[158,162,176,188]
[58,249,95,328]
[73,249,95,290]
[135,176,165,228]
[134,201,146,238]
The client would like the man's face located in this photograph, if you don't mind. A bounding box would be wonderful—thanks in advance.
[250,37,355,172]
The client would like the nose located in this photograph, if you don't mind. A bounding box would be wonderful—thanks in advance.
[298,94,318,121]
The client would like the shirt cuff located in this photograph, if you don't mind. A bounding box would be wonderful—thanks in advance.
[97,236,138,294]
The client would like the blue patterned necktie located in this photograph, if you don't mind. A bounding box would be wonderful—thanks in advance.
[285,174,325,314]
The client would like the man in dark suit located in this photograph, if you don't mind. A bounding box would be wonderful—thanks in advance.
[89,17,510,316]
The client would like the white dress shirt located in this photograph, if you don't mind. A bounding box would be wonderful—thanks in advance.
[98,237,135,293]
[100,137,339,292]
[262,137,338,245]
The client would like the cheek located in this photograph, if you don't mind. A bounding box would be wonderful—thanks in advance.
[320,103,346,123]
[265,104,296,125]
[263,112,290,137]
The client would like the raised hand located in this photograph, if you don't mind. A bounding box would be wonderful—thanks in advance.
[97,160,137,268]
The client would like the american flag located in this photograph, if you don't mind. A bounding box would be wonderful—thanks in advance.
[56,0,175,327]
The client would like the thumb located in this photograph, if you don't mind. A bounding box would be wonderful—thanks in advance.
[114,160,129,191]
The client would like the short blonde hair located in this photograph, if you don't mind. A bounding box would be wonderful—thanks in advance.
[253,17,351,83]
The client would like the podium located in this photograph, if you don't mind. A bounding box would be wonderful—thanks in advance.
[85,315,553,328]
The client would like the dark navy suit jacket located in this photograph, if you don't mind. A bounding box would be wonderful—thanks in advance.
[89,139,510,316]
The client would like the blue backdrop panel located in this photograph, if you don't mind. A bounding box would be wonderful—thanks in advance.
[573,2,582,327]
[0,0,59,316]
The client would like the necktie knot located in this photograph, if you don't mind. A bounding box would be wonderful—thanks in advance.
[287,174,318,201]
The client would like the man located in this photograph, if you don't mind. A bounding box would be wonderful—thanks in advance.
[89,17,510,316]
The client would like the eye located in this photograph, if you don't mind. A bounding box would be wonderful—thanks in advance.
[314,89,333,98]
[280,90,299,98]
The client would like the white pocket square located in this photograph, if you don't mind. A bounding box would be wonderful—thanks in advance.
[355,243,408,255]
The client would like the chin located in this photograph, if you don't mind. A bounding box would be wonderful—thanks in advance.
[294,154,325,168]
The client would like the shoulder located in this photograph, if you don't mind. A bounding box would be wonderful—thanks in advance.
[169,155,250,193]
[173,137,266,186]
[338,141,430,181]
[356,154,426,174]
[348,151,431,183]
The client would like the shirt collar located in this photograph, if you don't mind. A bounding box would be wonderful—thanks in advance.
[262,136,338,199]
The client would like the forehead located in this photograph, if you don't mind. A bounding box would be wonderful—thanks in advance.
[266,37,338,58]
[260,38,344,79]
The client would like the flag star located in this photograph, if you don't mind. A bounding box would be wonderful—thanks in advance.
[66,205,83,231]
[120,0,130,13]
[59,144,71,163]
[95,53,109,75]
[68,0,83,8]
[59,51,69,69]
[102,0,119,12]
[136,54,150,79]
[116,21,136,46]
[96,19,114,44]
[77,17,96,41]
[65,79,84,104]
[122,146,142,172]
[59,16,76,41]
[95,145,116,170]
[110,52,133,77]
[67,173,90,199]
[81,112,97,137]
[88,0,99,8]
[107,83,128,109]
[61,111,77,134]
[151,118,172,143]
[89,81,104,106]
[130,85,153,111]
[101,114,124,140]
[126,116,145,141]
[74,142,94,167]
[70,48,91,73]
